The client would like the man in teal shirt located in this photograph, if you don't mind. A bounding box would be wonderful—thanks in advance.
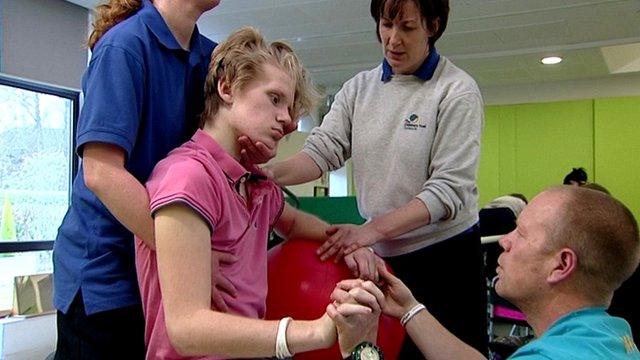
[509,307,637,359]
[330,186,640,359]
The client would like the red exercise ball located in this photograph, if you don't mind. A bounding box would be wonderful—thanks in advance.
[266,238,405,360]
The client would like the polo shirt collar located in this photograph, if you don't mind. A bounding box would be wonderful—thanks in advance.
[381,47,440,82]
[189,26,208,60]
[191,129,266,185]
[139,0,206,56]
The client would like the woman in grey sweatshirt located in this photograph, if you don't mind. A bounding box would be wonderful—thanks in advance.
[256,0,487,358]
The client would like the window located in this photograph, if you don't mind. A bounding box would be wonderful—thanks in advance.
[0,73,79,311]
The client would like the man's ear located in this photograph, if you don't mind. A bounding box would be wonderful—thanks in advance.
[547,248,577,285]
[217,77,233,105]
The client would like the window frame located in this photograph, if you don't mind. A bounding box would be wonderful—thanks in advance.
[0,73,80,253]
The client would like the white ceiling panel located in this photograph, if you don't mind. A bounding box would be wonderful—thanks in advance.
[64,0,640,88]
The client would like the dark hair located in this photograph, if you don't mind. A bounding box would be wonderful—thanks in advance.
[563,167,588,185]
[509,193,528,204]
[370,0,449,47]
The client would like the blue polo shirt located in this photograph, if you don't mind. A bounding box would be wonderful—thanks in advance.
[510,307,640,359]
[381,47,440,82]
[53,0,216,315]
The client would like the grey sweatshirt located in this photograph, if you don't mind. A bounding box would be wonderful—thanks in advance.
[303,56,484,256]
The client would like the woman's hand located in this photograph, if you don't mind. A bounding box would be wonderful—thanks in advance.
[317,223,385,262]
[376,259,419,319]
[237,135,276,165]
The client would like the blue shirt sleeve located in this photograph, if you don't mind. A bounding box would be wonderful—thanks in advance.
[76,44,145,159]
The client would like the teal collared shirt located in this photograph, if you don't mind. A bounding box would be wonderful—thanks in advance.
[381,47,441,82]
[510,307,640,359]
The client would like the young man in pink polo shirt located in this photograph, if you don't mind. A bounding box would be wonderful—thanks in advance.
[135,27,380,359]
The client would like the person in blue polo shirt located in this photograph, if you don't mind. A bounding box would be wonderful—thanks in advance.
[52,0,220,358]
[242,0,487,358]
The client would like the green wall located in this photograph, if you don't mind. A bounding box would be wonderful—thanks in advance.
[478,106,516,204]
[593,97,640,220]
[478,96,639,221]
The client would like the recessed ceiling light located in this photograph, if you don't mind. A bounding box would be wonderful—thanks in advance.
[541,56,563,65]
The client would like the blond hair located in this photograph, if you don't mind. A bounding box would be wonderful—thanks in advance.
[87,0,143,50]
[546,186,640,302]
[201,27,319,127]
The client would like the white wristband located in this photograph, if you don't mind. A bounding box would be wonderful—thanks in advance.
[275,317,293,359]
[400,303,426,327]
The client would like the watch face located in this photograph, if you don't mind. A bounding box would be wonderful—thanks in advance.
[360,346,380,360]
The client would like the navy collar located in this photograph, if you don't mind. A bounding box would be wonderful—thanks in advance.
[381,47,440,82]
[139,0,206,57]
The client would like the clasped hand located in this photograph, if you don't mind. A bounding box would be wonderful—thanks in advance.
[327,279,384,358]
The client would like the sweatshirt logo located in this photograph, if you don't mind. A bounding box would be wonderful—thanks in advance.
[403,113,425,130]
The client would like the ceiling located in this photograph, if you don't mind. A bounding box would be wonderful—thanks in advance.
[66,0,640,90]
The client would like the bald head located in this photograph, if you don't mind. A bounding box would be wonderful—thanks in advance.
[540,186,640,301]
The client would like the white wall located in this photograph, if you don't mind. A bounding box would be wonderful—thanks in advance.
[273,131,355,197]
[1,0,88,89]
[269,132,325,197]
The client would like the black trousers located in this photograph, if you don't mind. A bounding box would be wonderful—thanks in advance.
[385,226,488,359]
[54,292,145,360]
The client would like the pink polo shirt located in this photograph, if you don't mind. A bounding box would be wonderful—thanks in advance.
[135,129,284,360]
